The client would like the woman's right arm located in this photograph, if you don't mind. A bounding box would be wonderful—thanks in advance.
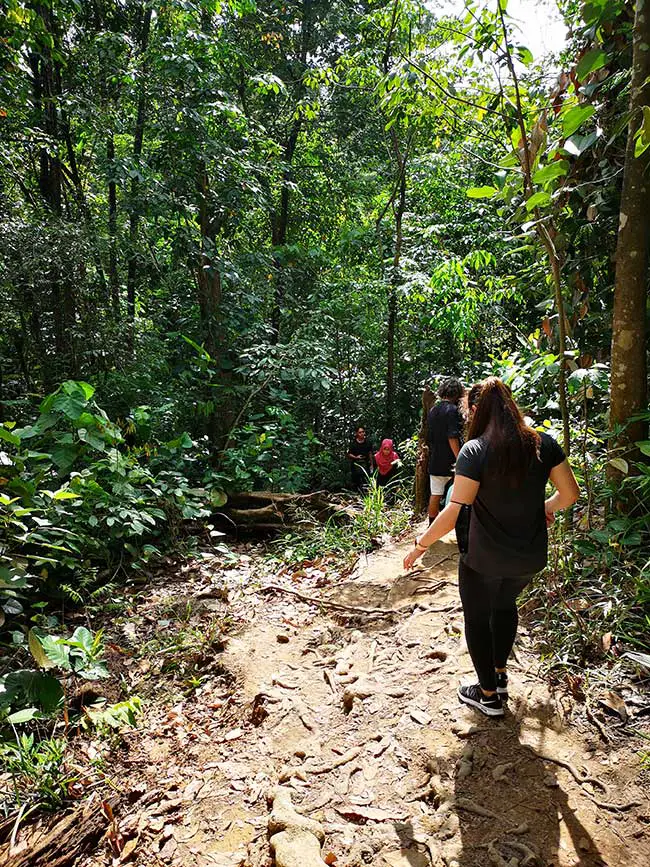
[546,460,580,518]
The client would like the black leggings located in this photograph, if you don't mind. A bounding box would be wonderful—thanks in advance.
[458,561,532,691]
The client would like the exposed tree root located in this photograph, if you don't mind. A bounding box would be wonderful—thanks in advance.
[260,583,397,617]
[522,745,608,792]
[586,701,612,745]
[454,797,500,820]
[267,787,328,867]
[522,744,639,811]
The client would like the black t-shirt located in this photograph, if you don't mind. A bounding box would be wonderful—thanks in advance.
[455,432,566,577]
[427,401,462,475]
[348,438,373,463]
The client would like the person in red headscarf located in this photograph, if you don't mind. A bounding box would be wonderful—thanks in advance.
[374,439,401,487]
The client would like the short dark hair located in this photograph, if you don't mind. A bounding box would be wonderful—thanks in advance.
[438,376,464,402]
[355,425,365,433]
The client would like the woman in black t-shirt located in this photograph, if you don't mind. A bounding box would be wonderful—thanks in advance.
[403,378,580,717]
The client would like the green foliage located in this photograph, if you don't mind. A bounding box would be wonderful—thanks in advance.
[82,697,143,733]
[1,382,228,635]
[0,734,72,811]
[0,0,646,688]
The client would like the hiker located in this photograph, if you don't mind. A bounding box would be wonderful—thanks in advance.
[374,438,401,487]
[427,376,465,525]
[347,426,374,491]
[403,377,579,717]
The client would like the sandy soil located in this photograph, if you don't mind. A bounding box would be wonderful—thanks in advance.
[10,528,649,867]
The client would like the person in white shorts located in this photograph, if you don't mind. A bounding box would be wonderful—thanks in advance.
[426,377,464,525]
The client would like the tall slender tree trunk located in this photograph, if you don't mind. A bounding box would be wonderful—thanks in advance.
[107,132,120,317]
[126,6,153,329]
[195,164,222,358]
[28,3,73,382]
[269,121,301,343]
[609,0,650,461]
[386,156,406,433]
[269,0,311,343]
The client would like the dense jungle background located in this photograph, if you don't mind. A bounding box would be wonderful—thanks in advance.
[0,0,649,858]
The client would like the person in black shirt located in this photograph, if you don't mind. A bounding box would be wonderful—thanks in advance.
[426,377,464,524]
[405,377,579,717]
[347,426,374,491]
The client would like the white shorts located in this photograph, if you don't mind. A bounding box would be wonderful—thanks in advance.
[430,474,452,496]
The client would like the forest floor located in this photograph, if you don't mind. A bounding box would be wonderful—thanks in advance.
[5,527,650,867]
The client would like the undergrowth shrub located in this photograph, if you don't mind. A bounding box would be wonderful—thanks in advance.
[0,381,227,635]
[524,446,650,674]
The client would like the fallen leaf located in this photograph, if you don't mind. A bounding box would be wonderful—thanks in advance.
[324,853,337,865]
[224,728,243,741]
[566,598,590,611]
[409,708,432,726]
[599,691,627,722]
[120,836,139,862]
[602,632,612,652]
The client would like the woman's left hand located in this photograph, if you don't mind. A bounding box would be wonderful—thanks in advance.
[403,546,422,570]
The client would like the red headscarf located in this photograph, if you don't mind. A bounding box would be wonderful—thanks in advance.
[374,439,399,475]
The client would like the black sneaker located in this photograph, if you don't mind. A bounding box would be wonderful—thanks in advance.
[495,671,508,699]
[457,683,504,717]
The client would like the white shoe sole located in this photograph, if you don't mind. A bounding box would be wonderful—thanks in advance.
[457,687,504,717]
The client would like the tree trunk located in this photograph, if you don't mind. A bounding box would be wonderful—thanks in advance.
[609,0,650,462]
[107,131,120,317]
[269,0,311,343]
[414,387,436,515]
[195,164,222,358]
[125,6,153,328]
[269,120,301,343]
[28,3,72,381]
[386,148,406,433]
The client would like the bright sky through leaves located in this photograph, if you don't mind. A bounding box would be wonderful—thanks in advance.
[433,0,567,60]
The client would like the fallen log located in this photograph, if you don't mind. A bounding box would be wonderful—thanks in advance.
[2,797,118,867]
[220,490,357,531]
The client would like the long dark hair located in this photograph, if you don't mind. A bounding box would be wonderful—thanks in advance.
[468,377,540,484]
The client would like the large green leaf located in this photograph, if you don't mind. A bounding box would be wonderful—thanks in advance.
[40,635,72,670]
[562,105,595,137]
[576,49,609,81]
[70,626,94,652]
[0,426,20,446]
[466,186,498,199]
[7,707,40,724]
[28,628,56,669]
[533,160,569,187]
[563,131,599,157]
[77,427,107,451]
[525,191,551,212]
[1,670,64,713]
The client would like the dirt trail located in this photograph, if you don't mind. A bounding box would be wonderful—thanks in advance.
[76,528,647,867]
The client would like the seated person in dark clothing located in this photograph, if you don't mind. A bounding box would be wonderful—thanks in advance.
[347,426,374,491]
[374,439,401,487]
[427,377,464,525]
